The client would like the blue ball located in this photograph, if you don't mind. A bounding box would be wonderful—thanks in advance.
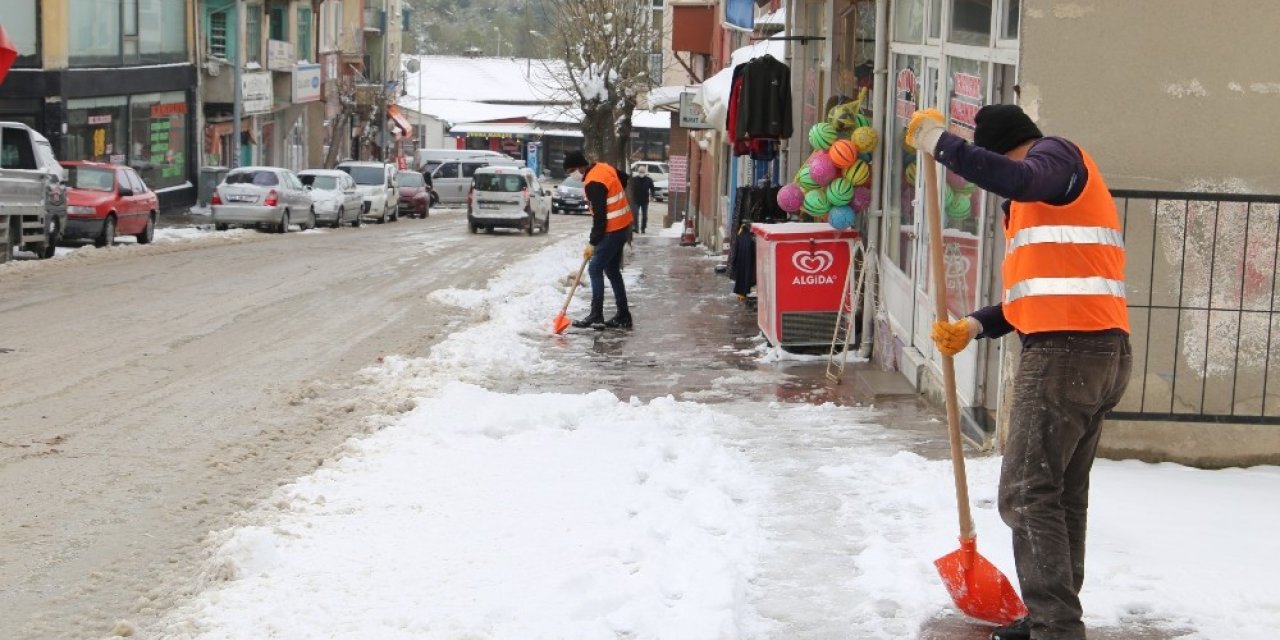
[859,152,873,164]
[828,205,855,230]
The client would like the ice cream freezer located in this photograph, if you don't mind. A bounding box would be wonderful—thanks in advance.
[751,223,862,348]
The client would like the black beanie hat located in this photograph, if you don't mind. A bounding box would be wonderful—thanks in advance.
[563,150,589,172]
[973,104,1043,154]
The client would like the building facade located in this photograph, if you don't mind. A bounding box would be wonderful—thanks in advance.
[0,0,199,210]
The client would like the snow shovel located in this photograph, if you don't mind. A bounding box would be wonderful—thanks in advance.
[922,153,1027,625]
[552,256,590,334]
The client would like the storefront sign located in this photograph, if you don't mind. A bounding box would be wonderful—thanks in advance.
[954,73,982,100]
[500,138,520,154]
[526,141,540,176]
[87,114,112,125]
[150,102,187,118]
[293,64,322,103]
[948,71,983,141]
[242,72,273,115]
[668,155,688,193]
[267,39,295,71]
[678,91,711,129]
[895,67,918,122]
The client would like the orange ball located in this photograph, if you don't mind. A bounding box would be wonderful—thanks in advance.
[828,139,857,170]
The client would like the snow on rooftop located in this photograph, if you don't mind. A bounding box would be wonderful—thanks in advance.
[397,98,543,125]
[402,55,573,106]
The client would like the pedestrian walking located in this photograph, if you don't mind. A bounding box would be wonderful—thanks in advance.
[908,104,1132,640]
[565,150,633,330]
[629,165,656,234]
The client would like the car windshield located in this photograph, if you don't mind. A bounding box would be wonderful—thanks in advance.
[300,175,339,190]
[474,173,526,192]
[560,176,583,189]
[225,170,279,186]
[338,165,385,185]
[64,166,115,192]
[397,172,424,187]
[422,160,442,174]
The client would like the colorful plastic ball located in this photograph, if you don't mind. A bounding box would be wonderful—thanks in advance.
[796,166,819,191]
[808,151,838,186]
[803,189,833,216]
[828,205,855,230]
[955,180,978,196]
[809,122,838,151]
[854,113,871,129]
[946,170,969,190]
[852,186,872,212]
[845,160,871,187]
[852,126,879,153]
[829,139,858,169]
[826,177,854,206]
[777,183,805,212]
[905,161,917,186]
[946,190,973,220]
[859,152,873,164]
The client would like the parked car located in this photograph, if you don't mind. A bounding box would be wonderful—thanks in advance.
[467,166,551,235]
[298,169,364,228]
[0,121,66,260]
[551,175,588,215]
[211,166,314,233]
[396,171,431,218]
[336,161,398,223]
[416,148,510,173]
[431,157,521,205]
[61,161,159,246]
[630,161,669,202]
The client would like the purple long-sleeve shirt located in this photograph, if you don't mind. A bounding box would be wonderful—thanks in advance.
[932,132,1087,340]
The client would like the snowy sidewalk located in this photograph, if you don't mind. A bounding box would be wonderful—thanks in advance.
[146,234,1280,640]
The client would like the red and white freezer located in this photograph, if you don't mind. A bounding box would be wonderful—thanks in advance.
[751,223,861,348]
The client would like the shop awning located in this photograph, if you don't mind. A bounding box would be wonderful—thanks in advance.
[387,105,414,139]
[448,122,584,138]
[696,34,787,130]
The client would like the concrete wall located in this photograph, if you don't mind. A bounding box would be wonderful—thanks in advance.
[1020,0,1280,194]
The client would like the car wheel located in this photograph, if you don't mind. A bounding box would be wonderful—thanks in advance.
[543,211,550,234]
[38,216,60,258]
[469,222,478,234]
[278,211,290,234]
[95,215,117,248]
[333,207,344,229]
[306,209,316,231]
[136,213,156,244]
[215,223,230,231]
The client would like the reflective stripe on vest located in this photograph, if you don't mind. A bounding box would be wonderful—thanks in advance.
[1002,143,1131,334]
[584,162,634,232]
[1006,225,1125,254]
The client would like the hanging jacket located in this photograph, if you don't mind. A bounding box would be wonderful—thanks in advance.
[735,55,793,140]
[1001,145,1130,334]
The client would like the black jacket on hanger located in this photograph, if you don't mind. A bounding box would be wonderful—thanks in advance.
[735,55,793,141]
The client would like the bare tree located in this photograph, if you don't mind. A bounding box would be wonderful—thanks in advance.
[545,0,657,167]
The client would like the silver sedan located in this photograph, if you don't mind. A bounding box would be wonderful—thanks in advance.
[212,167,315,233]
[298,169,364,228]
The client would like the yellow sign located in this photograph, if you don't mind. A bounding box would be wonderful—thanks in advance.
[93,128,107,158]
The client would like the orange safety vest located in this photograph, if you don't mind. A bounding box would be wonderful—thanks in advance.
[1002,145,1131,334]
[584,163,634,232]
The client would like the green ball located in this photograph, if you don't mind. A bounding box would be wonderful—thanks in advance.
[808,122,838,151]
[826,177,854,206]
[946,190,972,220]
[854,113,871,129]
[804,189,833,216]
[796,166,819,191]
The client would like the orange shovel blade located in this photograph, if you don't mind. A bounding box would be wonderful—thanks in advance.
[552,313,571,335]
[934,537,1028,625]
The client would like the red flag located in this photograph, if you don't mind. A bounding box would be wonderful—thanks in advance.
[0,25,17,86]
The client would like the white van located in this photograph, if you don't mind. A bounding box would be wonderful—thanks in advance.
[466,166,551,235]
[431,156,522,205]
[416,148,521,174]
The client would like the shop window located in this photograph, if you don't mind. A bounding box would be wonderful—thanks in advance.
[892,0,925,43]
[928,0,942,40]
[66,96,130,165]
[885,54,922,277]
[8,0,38,67]
[68,0,122,66]
[246,6,263,63]
[69,0,185,66]
[949,0,992,46]
[298,7,313,62]
[209,12,229,59]
[130,92,189,190]
[270,5,288,42]
[1002,0,1020,40]
[139,0,188,61]
[941,57,989,318]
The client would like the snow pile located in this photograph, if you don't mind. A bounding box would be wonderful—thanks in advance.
[152,385,768,639]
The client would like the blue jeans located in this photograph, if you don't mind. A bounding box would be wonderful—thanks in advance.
[589,229,629,314]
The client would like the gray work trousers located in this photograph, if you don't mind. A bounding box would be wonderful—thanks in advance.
[999,334,1132,640]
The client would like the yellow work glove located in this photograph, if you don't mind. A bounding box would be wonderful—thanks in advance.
[583,245,594,259]
[905,108,946,156]
[931,317,981,357]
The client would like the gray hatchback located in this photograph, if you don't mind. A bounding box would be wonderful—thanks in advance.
[211,167,315,233]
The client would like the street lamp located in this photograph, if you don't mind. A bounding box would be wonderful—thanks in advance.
[494,26,503,57]
[403,57,424,158]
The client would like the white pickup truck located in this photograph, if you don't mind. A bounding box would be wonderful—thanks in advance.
[0,121,67,261]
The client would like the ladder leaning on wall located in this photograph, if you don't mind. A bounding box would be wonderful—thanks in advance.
[826,242,875,383]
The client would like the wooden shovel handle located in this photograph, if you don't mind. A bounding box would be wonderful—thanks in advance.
[559,256,590,316]
[922,153,975,541]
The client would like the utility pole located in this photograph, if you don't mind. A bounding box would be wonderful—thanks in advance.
[231,0,244,168]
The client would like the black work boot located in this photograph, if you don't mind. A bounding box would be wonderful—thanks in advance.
[572,303,605,329]
[603,311,633,329]
[990,618,1030,640]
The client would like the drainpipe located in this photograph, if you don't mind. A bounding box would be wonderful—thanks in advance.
[781,0,793,177]
[232,0,244,168]
[857,0,888,359]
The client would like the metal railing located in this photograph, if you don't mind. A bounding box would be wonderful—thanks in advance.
[1109,189,1280,424]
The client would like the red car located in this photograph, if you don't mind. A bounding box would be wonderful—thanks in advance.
[396,171,431,218]
[60,161,159,246]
